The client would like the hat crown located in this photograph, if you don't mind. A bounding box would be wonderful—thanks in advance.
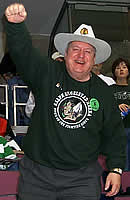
[74,24,95,38]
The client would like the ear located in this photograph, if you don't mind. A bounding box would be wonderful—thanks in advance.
[64,51,67,60]
[93,56,96,65]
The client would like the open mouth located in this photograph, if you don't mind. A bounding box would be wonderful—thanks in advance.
[75,60,85,64]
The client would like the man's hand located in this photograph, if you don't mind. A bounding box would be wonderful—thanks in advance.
[5,3,27,23]
[105,172,121,196]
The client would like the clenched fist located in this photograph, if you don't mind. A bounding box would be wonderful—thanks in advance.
[5,3,27,23]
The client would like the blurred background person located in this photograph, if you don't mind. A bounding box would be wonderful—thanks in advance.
[110,57,130,171]
[92,63,115,86]
[51,51,64,62]
[25,91,35,119]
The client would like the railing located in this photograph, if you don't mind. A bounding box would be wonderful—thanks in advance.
[0,84,29,128]
[0,84,8,119]
[13,85,28,127]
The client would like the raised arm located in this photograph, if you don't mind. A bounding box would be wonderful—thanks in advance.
[5,3,27,23]
[4,3,47,90]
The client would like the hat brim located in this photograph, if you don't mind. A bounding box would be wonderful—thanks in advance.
[54,33,111,64]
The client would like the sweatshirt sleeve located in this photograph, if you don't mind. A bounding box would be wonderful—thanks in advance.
[100,91,127,170]
[4,17,48,90]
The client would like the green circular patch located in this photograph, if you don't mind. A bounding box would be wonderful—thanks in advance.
[90,98,99,111]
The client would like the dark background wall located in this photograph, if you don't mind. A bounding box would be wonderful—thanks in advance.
[0,0,66,58]
[0,0,65,33]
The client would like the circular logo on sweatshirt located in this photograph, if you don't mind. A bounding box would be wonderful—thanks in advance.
[53,91,93,129]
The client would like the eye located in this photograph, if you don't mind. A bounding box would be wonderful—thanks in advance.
[85,50,91,54]
[123,66,127,69]
[72,47,80,51]
[84,49,94,54]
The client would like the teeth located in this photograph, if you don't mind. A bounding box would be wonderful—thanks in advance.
[76,60,84,64]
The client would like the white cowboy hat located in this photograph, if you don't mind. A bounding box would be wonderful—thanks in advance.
[54,24,111,64]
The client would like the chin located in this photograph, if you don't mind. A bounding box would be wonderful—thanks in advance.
[74,69,85,73]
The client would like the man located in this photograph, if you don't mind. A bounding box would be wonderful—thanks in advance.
[4,3,126,200]
[92,63,115,86]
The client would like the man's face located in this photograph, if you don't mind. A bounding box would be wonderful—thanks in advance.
[64,41,96,81]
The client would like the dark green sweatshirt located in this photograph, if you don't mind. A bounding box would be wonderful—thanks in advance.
[5,20,126,170]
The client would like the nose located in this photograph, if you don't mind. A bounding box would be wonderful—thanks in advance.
[78,49,85,58]
[120,66,125,71]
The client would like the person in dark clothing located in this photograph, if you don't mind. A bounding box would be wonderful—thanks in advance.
[110,58,130,171]
[4,3,126,200]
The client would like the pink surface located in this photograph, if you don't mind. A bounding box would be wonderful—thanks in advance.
[121,171,130,192]
[0,171,19,195]
[0,195,16,200]
[114,197,130,200]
